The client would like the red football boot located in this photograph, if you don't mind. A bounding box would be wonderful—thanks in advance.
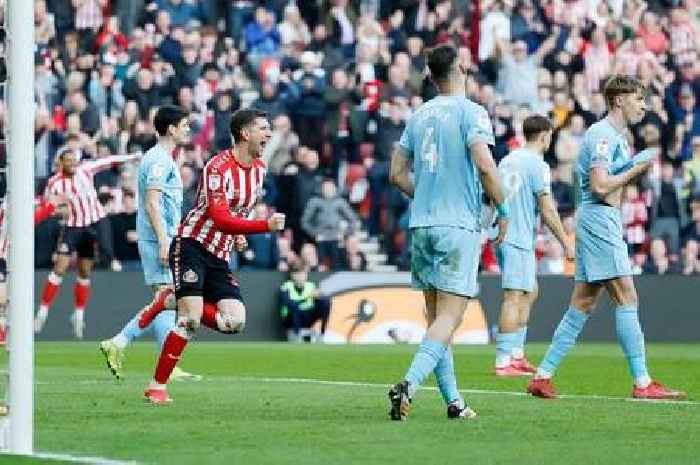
[527,377,558,399]
[633,380,687,401]
[511,356,537,373]
[144,387,172,405]
[495,364,532,377]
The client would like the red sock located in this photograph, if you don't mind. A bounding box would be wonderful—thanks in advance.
[200,302,219,331]
[74,278,91,312]
[138,288,173,329]
[154,330,189,384]
[40,272,63,309]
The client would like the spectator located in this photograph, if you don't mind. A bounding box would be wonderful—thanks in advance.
[301,178,360,269]
[550,164,575,214]
[278,262,331,343]
[650,163,686,255]
[109,190,140,271]
[680,239,700,275]
[263,114,299,176]
[278,3,311,50]
[88,64,126,119]
[293,51,326,155]
[339,234,368,271]
[643,238,680,275]
[683,136,700,198]
[240,203,281,271]
[244,7,281,71]
[622,184,648,257]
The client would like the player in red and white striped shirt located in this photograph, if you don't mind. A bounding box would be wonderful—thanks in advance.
[144,109,286,404]
[35,149,138,339]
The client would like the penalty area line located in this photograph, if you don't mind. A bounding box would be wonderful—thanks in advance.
[240,376,700,406]
[28,451,139,465]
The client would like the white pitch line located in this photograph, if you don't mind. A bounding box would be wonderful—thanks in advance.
[30,451,139,464]
[240,376,700,406]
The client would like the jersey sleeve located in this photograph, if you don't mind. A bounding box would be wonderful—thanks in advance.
[589,129,613,170]
[203,160,270,235]
[465,103,495,147]
[145,156,170,191]
[531,161,552,196]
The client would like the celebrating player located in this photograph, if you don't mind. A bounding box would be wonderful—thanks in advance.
[527,75,686,400]
[34,149,138,338]
[99,105,200,382]
[493,115,574,377]
[387,44,507,420]
[143,108,285,404]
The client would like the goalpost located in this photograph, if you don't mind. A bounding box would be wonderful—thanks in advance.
[3,0,35,455]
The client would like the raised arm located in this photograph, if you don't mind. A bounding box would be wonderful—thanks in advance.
[84,153,140,174]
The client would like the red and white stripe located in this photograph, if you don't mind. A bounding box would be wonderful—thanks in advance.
[44,155,136,228]
[179,150,266,262]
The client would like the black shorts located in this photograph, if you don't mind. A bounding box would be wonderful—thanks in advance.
[170,237,243,304]
[56,225,98,259]
[0,258,6,283]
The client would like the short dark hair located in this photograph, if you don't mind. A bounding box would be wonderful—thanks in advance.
[523,115,553,141]
[603,75,645,108]
[426,44,458,83]
[230,108,268,142]
[153,105,188,137]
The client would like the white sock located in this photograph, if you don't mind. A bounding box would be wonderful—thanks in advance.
[111,334,128,349]
[37,307,48,319]
[73,309,84,320]
[535,368,552,379]
[635,375,651,389]
[495,354,511,368]
[511,347,524,359]
[148,380,167,390]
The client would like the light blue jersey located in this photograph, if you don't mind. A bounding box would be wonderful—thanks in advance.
[574,118,632,282]
[577,119,631,206]
[137,144,183,242]
[399,95,495,231]
[498,148,550,250]
[137,144,182,285]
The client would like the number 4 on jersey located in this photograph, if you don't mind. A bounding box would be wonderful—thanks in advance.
[420,126,438,173]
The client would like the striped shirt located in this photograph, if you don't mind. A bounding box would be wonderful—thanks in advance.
[179,149,267,262]
[44,154,137,228]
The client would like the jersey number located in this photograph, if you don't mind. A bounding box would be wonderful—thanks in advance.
[420,126,438,173]
[500,167,523,200]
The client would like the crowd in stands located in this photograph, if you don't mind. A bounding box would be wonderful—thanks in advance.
[4,0,700,276]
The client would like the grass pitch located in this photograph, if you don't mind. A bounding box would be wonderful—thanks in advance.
[1,342,699,465]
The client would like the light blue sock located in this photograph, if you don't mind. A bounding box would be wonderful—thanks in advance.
[615,305,651,386]
[511,326,528,358]
[433,347,460,405]
[405,339,447,395]
[117,313,150,345]
[495,331,519,367]
[153,310,177,349]
[537,307,589,377]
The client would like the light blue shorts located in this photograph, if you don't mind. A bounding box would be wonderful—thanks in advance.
[497,243,536,292]
[410,226,481,297]
[575,204,631,283]
[138,239,173,286]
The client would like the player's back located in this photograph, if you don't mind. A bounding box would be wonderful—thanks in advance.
[577,119,630,208]
[498,148,549,250]
[402,95,494,230]
[137,144,183,242]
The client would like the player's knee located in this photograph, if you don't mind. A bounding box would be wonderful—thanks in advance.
[164,292,177,310]
[222,312,245,333]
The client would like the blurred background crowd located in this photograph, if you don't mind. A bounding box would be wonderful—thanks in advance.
[2,0,700,276]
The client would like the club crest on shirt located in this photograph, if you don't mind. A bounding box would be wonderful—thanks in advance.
[183,269,198,283]
[151,163,165,178]
[208,174,221,191]
[595,139,609,156]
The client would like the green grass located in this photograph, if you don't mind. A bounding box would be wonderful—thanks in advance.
[3,342,700,465]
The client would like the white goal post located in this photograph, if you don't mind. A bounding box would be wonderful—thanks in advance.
[5,0,35,455]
